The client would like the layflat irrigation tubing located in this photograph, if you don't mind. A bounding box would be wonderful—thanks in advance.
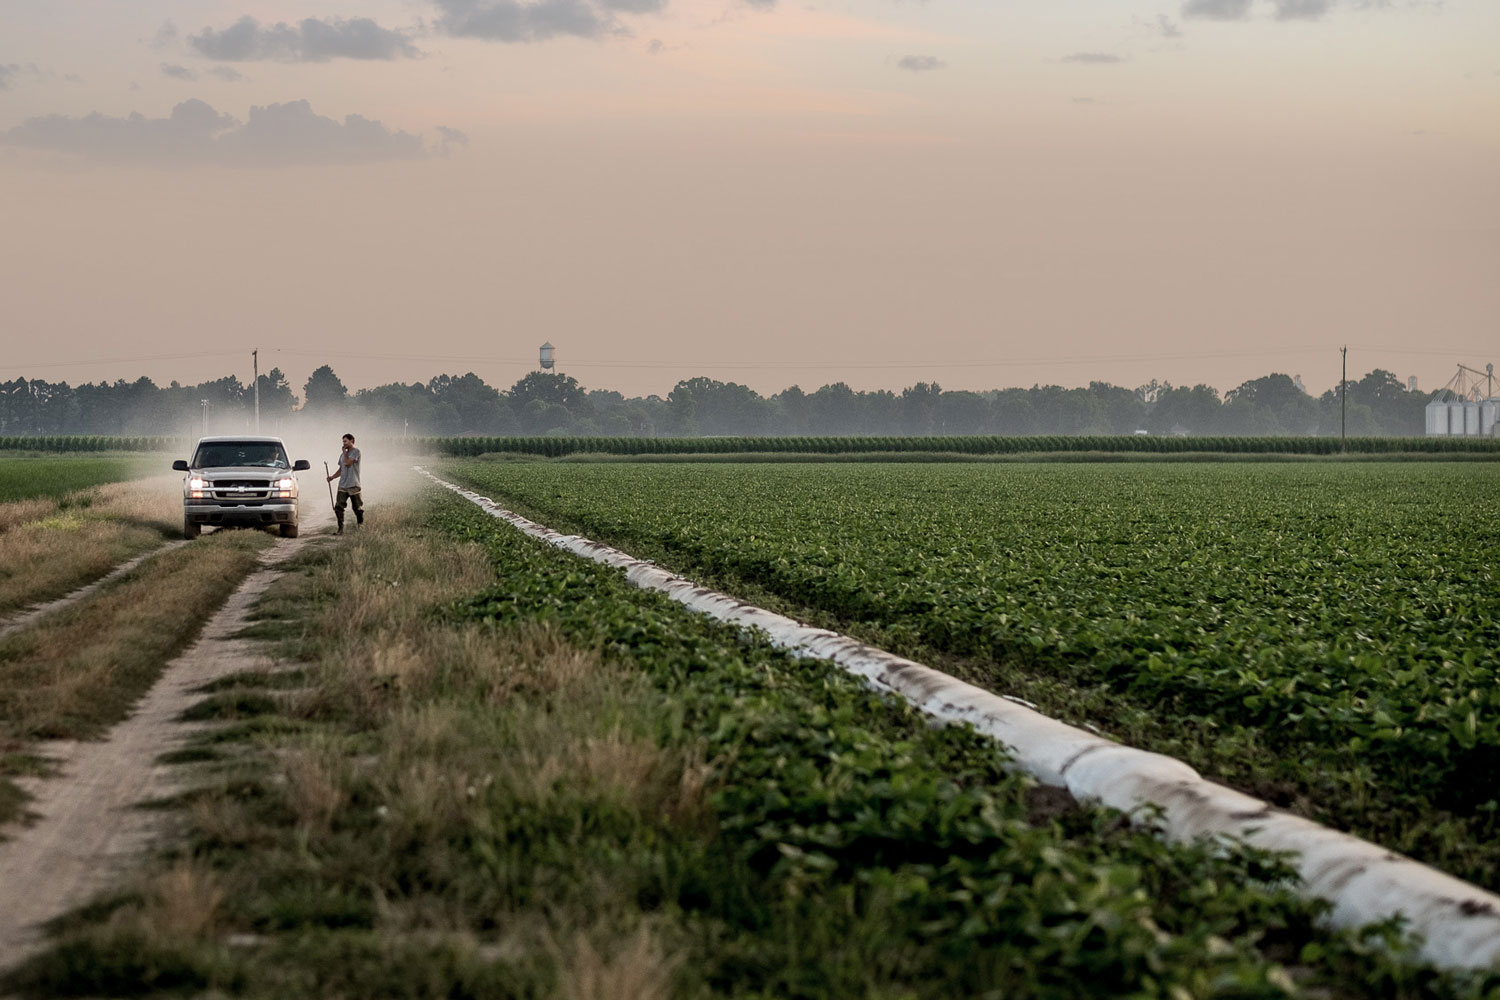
[417,468,1500,970]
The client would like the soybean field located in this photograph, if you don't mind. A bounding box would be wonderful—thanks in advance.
[443,460,1500,892]
[0,454,148,503]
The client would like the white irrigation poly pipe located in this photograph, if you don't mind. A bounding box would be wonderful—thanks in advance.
[419,468,1500,970]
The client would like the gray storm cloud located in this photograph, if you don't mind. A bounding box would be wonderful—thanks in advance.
[1274,0,1334,19]
[0,99,439,166]
[0,65,17,91]
[189,16,420,62]
[896,55,947,72]
[1182,0,1254,18]
[432,0,666,42]
[1184,0,1393,20]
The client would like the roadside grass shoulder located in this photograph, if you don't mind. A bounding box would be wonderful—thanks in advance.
[9,490,1497,997]
[0,529,271,829]
[436,461,1500,894]
[0,476,183,617]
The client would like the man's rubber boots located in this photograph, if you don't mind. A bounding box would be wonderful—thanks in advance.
[335,512,344,535]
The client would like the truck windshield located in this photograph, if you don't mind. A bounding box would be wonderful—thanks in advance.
[193,442,290,469]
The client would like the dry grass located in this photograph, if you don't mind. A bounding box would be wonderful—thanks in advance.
[0,476,182,616]
[279,510,719,828]
[280,745,349,835]
[140,862,227,941]
[7,499,709,996]
[556,926,679,1000]
[0,498,53,533]
[0,529,270,744]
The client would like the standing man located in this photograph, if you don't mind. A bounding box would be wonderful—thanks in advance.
[326,433,363,534]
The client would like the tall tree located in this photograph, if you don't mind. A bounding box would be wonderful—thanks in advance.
[256,368,298,420]
[302,365,349,412]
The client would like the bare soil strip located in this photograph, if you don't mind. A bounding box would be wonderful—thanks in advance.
[0,509,330,968]
[0,542,185,642]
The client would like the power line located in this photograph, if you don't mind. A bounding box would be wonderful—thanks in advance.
[6,350,244,371]
[4,342,1487,375]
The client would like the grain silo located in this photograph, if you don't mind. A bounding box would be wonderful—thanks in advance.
[1425,400,1448,436]
[1427,363,1499,437]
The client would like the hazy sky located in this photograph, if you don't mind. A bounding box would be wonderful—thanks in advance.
[2,0,1497,399]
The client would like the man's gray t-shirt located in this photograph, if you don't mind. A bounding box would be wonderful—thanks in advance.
[336,448,361,492]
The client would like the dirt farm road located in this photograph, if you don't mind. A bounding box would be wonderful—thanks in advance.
[0,503,334,969]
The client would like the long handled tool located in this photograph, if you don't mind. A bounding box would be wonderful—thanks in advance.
[323,461,337,514]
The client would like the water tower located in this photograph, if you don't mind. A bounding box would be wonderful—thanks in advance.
[539,342,555,371]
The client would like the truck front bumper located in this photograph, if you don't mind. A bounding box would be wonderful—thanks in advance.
[185,501,298,527]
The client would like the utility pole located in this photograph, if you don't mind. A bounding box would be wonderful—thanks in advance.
[252,348,260,433]
[200,399,211,438]
[1340,345,1348,453]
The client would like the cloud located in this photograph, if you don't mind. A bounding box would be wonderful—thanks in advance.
[0,99,442,167]
[1182,0,1420,23]
[436,125,469,149]
[207,66,244,82]
[1155,14,1184,37]
[161,62,197,81]
[1273,0,1333,17]
[1062,52,1125,64]
[1182,0,1253,19]
[151,21,179,49]
[188,16,420,62]
[431,0,666,42]
[0,63,45,91]
[896,55,946,72]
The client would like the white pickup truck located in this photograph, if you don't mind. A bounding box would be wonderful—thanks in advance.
[172,436,312,540]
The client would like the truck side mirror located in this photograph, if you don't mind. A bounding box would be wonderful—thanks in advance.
[172,460,189,472]
[293,460,310,471]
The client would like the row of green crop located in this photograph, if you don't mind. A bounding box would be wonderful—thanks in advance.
[5,433,1498,457]
[0,435,187,453]
[427,488,1482,996]
[443,460,1500,895]
[0,454,150,503]
[425,434,1500,457]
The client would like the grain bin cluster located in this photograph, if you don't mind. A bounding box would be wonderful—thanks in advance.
[1425,363,1498,437]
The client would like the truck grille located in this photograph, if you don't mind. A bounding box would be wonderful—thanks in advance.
[209,480,271,500]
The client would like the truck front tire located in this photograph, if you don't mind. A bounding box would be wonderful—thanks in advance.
[280,523,299,538]
[184,518,200,540]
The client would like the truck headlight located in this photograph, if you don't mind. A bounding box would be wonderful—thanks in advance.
[189,477,207,498]
[275,477,295,498]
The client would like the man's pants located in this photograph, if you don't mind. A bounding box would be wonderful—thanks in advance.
[335,488,363,527]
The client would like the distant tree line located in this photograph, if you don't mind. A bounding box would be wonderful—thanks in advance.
[0,365,1436,438]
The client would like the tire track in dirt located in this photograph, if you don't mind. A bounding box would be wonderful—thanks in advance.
[0,542,187,642]
[0,506,333,969]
